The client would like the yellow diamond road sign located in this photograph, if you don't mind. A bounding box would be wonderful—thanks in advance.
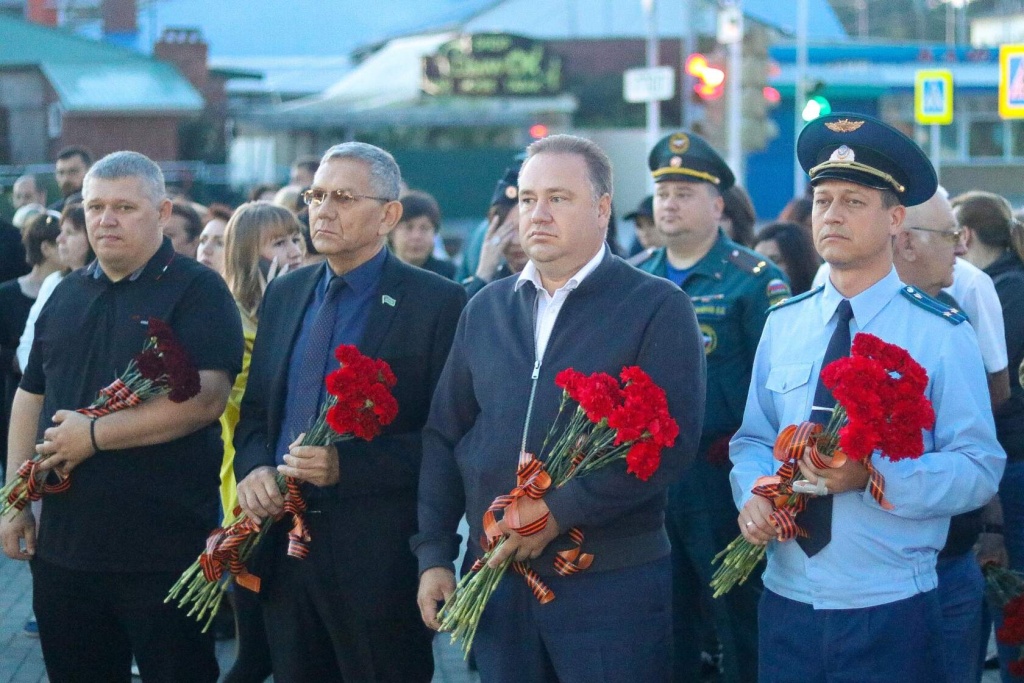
[915,69,953,125]
[999,44,1024,120]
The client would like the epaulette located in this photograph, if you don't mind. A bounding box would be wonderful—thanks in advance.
[767,284,824,313]
[900,286,967,325]
[626,247,657,267]
[726,248,770,276]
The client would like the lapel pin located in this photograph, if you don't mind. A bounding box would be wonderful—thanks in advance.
[382,295,396,307]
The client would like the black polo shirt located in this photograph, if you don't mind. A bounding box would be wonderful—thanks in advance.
[22,237,243,572]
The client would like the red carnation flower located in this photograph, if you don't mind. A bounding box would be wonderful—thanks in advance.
[135,349,166,382]
[1009,659,1024,678]
[625,440,662,482]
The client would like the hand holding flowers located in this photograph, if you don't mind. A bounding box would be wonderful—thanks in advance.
[712,333,935,597]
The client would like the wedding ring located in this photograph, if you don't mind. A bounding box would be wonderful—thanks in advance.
[745,521,754,527]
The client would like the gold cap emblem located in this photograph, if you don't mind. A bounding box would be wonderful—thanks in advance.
[829,145,855,163]
[505,186,517,200]
[825,118,865,133]
[668,133,690,154]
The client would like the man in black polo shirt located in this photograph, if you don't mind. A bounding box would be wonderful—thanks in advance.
[0,151,242,682]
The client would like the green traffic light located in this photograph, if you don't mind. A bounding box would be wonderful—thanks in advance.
[802,95,832,122]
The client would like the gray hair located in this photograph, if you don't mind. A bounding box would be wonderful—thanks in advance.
[14,174,39,190]
[83,151,166,205]
[524,134,613,200]
[320,142,401,201]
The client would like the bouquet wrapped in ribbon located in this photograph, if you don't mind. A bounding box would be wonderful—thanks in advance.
[166,344,398,631]
[711,333,935,597]
[0,318,200,517]
[439,366,680,657]
[985,564,1024,677]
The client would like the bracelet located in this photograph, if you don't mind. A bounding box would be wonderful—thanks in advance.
[981,523,1004,535]
[90,416,101,453]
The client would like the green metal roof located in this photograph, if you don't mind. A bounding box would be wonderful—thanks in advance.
[0,13,203,113]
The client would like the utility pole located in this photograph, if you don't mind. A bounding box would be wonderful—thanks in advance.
[643,0,660,176]
[794,0,809,197]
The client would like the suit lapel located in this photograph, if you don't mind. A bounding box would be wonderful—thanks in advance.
[269,266,322,429]
[359,253,406,358]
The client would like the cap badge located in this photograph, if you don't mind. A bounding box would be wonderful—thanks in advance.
[829,145,855,163]
[668,133,690,154]
[505,186,517,199]
[669,156,683,168]
[825,118,865,133]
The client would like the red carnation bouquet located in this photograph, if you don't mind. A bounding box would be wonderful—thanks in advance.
[166,344,398,632]
[439,366,679,657]
[985,564,1024,677]
[0,318,200,517]
[711,333,935,596]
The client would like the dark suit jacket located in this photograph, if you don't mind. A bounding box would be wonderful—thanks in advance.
[234,252,466,615]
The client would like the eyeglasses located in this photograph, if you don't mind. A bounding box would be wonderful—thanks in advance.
[908,226,963,245]
[301,189,391,207]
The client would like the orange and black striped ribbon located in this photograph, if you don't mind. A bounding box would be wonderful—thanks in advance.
[79,379,144,417]
[282,477,311,560]
[199,511,263,592]
[553,526,593,576]
[864,459,893,510]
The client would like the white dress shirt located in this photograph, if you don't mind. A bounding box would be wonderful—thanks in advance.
[515,245,606,359]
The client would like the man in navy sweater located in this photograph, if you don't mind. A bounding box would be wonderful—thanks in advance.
[414,134,706,681]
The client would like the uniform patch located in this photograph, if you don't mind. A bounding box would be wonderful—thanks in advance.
[505,186,517,199]
[766,278,791,306]
[699,323,718,355]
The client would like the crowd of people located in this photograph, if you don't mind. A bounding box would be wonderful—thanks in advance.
[0,112,1020,683]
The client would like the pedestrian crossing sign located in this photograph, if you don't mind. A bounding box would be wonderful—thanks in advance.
[914,69,953,125]
[999,44,1024,119]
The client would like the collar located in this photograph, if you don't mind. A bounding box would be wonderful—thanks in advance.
[515,244,606,293]
[88,237,176,283]
[820,265,902,328]
[321,246,389,297]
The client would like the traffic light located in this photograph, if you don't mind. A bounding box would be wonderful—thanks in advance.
[686,53,725,101]
[739,25,780,153]
[802,81,831,121]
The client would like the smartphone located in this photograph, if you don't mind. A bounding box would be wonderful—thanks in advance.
[258,256,274,279]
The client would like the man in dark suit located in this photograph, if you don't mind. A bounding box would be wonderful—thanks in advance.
[233,142,466,682]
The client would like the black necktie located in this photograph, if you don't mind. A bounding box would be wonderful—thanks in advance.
[797,298,854,557]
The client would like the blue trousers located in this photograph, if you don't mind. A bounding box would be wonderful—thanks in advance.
[936,552,986,683]
[758,589,945,683]
[473,556,672,683]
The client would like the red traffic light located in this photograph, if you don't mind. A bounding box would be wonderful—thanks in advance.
[529,124,549,139]
[762,86,781,104]
[686,53,725,101]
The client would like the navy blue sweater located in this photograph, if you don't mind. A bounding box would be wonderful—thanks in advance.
[413,252,706,576]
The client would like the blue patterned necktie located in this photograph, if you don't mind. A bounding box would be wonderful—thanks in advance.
[281,277,347,453]
[797,298,854,557]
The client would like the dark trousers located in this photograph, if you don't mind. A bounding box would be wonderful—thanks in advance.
[31,556,218,683]
[222,584,273,683]
[758,588,945,683]
[666,469,760,683]
[473,556,672,683]
[261,511,433,683]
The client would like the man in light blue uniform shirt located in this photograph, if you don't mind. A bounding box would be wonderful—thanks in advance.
[730,113,1005,682]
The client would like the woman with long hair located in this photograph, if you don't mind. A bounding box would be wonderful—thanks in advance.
[219,201,303,683]
[754,221,821,296]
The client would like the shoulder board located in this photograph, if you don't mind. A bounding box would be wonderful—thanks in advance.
[767,285,824,313]
[626,247,658,267]
[726,247,770,276]
[900,286,967,325]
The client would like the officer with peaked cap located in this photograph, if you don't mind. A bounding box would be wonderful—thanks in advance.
[634,130,789,683]
[730,112,1004,682]
[461,165,528,297]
